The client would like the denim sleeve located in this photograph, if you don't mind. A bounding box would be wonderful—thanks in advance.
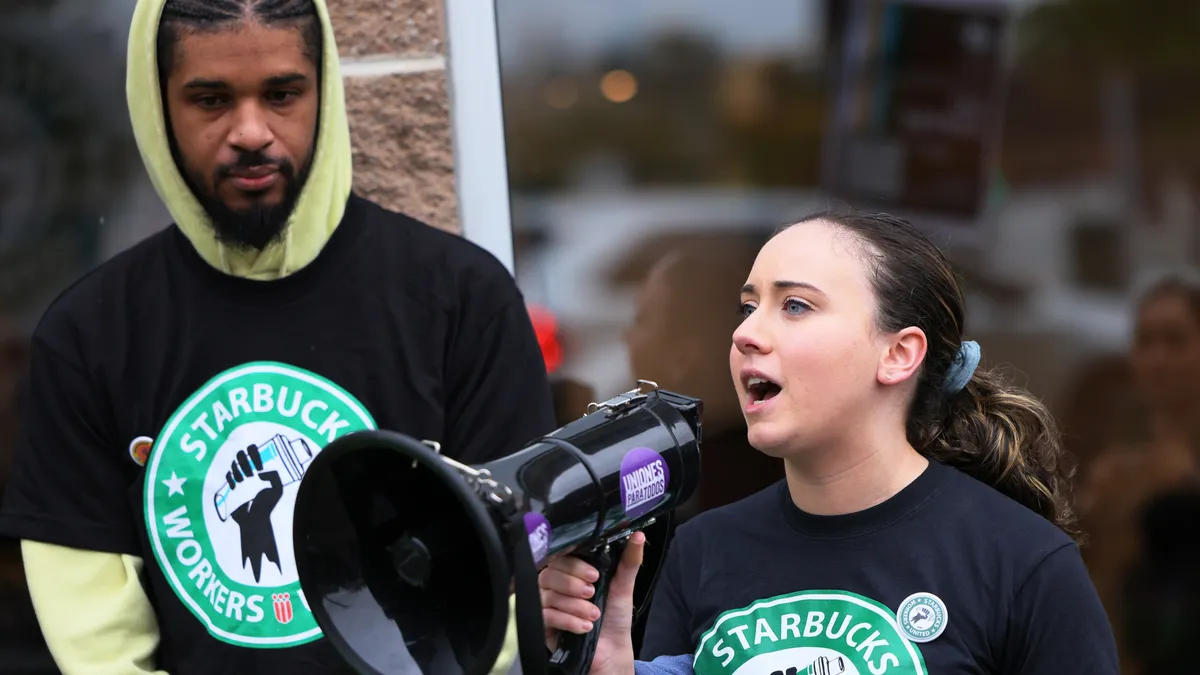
[634,654,694,675]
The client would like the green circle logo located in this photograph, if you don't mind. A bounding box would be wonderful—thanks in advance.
[144,361,376,648]
[694,590,929,674]
[896,592,948,644]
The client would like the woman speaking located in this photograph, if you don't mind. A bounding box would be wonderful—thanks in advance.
[539,210,1118,675]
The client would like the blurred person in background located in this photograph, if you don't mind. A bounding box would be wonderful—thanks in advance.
[621,239,787,657]
[1055,354,1137,480]
[0,0,554,673]
[625,240,785,521]
[1078,274,1200,675]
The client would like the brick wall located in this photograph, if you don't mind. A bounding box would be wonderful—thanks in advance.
[328,0,460,234]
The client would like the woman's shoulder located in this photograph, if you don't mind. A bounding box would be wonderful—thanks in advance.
[936,462,1076,551]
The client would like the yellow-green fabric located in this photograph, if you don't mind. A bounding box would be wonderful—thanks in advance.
[23,541,167,675]
[126,0,353,280]
[22,0,523,672]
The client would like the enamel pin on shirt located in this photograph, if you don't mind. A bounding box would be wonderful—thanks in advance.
[896,592,949,643]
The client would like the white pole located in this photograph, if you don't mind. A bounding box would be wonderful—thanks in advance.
[443,0,516,276]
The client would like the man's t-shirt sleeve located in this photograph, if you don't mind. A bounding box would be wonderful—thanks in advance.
[0,333,137,554]
[1002,542,1119,675]
[443,290,556,465]
[640,526,696,660]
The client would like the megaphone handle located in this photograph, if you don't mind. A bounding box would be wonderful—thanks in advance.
[548,541,625,675]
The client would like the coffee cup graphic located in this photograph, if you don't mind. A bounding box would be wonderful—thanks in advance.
[804,656,846,675]
[213,434,315,522]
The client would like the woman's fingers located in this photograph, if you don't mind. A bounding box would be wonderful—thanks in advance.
[545,555,601,583]
[539,567,596,599]
[541,589,602,623]
[542,606,595,635]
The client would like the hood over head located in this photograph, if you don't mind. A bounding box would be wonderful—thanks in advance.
[126,0,352,280]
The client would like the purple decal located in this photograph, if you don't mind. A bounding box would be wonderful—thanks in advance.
[619,447,670,520]
[524,512,552,565]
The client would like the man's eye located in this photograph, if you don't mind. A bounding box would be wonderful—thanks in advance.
[195,95,226,109]
[266,91,298,104]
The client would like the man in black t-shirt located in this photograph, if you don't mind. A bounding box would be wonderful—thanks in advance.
[0,0,556,673]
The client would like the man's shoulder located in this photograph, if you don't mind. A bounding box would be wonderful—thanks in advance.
[32,227,174,346]
[355,195,514,286]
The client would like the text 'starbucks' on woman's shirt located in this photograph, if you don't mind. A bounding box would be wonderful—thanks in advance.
[639,460,1119,675]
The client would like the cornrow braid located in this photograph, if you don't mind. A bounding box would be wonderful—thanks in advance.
[160,0,246,24]
[250,0,320,21]
[160,0,317,24]
[157,0,322,81]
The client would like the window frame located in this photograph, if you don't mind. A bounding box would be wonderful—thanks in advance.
[443,0,516,274]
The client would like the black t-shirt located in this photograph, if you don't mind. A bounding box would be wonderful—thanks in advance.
[640,459,1119,675]
[0,194,557,674]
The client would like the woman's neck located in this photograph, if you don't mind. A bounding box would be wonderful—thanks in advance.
[783,438,929,516]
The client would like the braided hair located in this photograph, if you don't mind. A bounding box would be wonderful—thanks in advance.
[157,0,322,80]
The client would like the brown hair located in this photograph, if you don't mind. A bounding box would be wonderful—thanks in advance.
[776,210,1079,540]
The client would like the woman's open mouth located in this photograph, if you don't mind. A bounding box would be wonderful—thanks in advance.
[743,374,782,414]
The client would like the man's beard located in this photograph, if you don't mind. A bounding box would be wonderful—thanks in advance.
[182,149,313,251]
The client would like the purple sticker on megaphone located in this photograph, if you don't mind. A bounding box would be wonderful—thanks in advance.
[524,512,551,565]
[619,447,670,520]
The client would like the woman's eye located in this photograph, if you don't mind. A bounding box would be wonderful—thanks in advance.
[783,298,810,315]
[739,302,756,317]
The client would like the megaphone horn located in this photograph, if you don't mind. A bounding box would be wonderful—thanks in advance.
[292,381,703,675]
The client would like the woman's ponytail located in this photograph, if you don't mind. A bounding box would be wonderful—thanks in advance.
[913,364,1080,541]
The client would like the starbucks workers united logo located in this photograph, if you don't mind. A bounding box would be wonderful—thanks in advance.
[145,362,376,648]
[693,591,928,675]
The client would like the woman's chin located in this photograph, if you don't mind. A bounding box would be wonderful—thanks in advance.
[746,424,792,458]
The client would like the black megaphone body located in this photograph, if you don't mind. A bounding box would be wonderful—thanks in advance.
[291,381,703,675]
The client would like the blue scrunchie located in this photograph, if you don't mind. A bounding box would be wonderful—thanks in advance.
[941,340,980,395]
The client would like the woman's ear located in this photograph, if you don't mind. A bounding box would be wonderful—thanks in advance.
[877,327,927,386]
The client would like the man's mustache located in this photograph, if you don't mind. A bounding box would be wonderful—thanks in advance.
[215,152,296,181]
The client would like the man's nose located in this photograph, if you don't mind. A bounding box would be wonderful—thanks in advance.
[228,101,274,152]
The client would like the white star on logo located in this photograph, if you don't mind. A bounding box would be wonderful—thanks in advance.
[162,472,187,497]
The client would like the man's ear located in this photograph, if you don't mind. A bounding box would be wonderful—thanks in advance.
[877,327,927,387]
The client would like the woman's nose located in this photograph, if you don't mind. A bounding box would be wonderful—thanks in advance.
[732,315,770,355]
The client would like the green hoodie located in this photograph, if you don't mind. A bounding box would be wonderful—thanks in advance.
[127,0,353,280]
[20,0,521,672]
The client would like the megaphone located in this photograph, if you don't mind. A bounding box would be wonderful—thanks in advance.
[292,381,703,675]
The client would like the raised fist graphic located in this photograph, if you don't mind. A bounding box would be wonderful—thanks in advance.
[225,443,283,583]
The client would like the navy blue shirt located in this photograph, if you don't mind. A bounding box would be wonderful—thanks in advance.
[640,459,1118,674]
